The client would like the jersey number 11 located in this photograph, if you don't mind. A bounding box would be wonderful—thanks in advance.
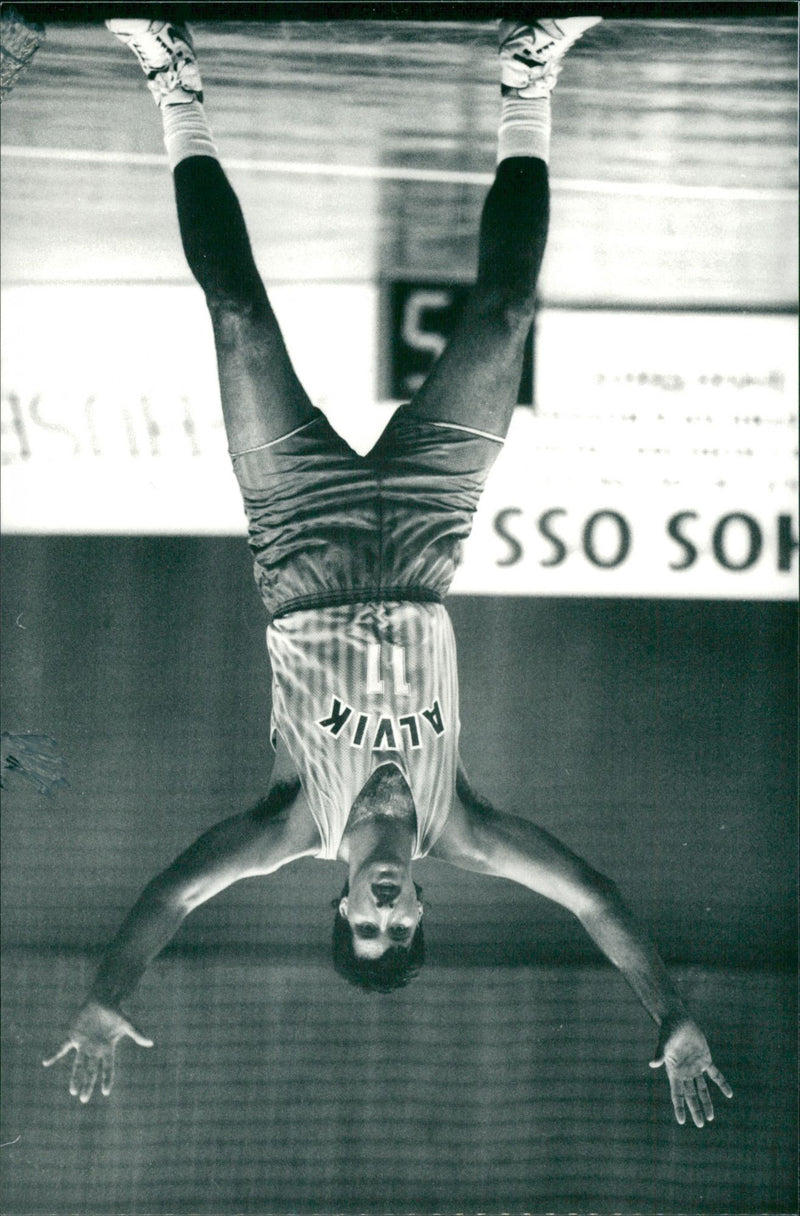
[366,643,410,696]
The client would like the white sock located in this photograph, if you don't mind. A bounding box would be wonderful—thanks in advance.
[497,96,551,165]
[161,99,219,171]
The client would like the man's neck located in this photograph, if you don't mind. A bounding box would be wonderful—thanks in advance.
[349,760,414,818]
[339,762,417,861]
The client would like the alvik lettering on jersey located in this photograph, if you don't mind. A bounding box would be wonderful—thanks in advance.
[318,698,445,750]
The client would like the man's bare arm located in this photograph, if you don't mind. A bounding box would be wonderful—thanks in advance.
[44,779,318,1101]
[89,779,314,1006]
[434,775,732,1127]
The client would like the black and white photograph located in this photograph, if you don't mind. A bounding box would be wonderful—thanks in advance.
[1,3,797,1213]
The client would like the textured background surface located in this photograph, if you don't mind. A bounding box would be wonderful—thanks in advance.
[1,541,797,1213]
[2,15,797,302]
[2,958,796,1213]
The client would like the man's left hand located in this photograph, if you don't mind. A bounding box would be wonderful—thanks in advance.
[649,1017,733,1127]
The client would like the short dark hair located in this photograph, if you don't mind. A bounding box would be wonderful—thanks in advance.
[331,881,425,994]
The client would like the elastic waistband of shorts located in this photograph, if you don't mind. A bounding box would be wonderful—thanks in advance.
[271,586,443,619]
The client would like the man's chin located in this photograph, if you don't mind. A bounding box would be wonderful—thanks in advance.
[351,942,386,961]
[370,862,406,881]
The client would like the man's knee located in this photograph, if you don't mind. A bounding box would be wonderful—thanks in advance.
[207,292,267,346]
[472,283,537,337]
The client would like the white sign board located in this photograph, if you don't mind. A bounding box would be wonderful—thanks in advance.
[2,286,796,599]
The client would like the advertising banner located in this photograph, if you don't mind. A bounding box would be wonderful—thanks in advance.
[2,284,796,598]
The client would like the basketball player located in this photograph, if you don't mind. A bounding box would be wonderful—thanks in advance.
[44,18,733,1127]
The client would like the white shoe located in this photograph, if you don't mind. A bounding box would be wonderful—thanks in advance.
[106,18,202,106]
[499,17,602,97]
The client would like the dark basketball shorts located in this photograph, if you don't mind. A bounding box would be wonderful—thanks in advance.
[230,405,504,618]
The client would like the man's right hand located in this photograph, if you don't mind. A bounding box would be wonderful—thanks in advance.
[43,1001,153,1102]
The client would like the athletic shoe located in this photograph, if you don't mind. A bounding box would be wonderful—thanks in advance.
[106,19,202,106]
[499,17,602,97]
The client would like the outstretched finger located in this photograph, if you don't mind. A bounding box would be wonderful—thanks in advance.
[42,1041,74,1068]
[79,1058,99,1104]
[100,1052,115,1097]
[668,1072,686,1125]
[123,1023,154,1048]
[696,1073,715,1122]
[706,1063,733,1098]
[684,1081,705,1128]
[69,1052,82,1097]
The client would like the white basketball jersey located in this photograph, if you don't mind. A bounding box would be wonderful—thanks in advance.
[267,601,460,860]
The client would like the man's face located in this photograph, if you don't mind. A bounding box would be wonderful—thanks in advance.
[340,866,423,959]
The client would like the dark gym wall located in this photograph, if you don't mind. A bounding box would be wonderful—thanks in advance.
[2,536,795,968]
[2,536,797,1214]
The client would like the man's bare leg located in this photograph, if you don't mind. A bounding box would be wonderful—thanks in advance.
[106,20,321,458]
[407,18,602,441]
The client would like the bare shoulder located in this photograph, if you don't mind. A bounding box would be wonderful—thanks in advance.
[429,765,602,913]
